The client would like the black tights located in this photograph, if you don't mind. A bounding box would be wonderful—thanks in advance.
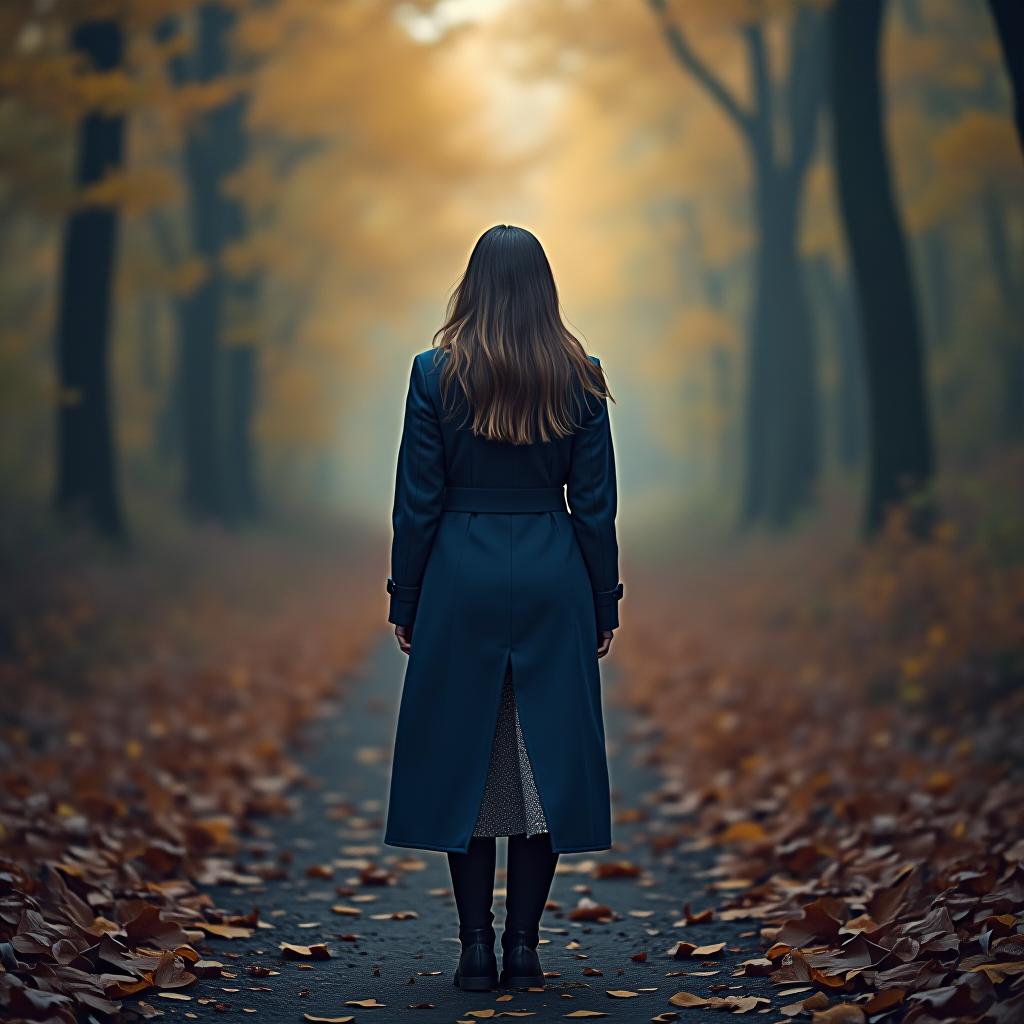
[447,834,559,933]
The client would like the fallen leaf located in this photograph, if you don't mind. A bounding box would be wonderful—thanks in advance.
[668,992,709,1008]
[810,1006,865,1024]
[735,956,772,976]
[569,899,614,922]
[280,943,331,960]
[594,861,641,879]
[862,989,904,1013]
[196,922,254,940]
[724,996,771,1013]
[683,904,714,925]
[968,960,1024,983]
[666,942,697,959]
[719,821,768,844]
[691,942,725,957]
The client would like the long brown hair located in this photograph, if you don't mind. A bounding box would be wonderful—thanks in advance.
[431,225,612,445]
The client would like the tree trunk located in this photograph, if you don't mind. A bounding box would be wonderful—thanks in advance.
[830,0,934,535]
[173,4,260,522]
[741,165,819,527]
[646,1,825,530]
[54,19,126,539]
[177,268,224,520]
[988,0,1024,156]
[224,308,261,521]
[219,99,261,524]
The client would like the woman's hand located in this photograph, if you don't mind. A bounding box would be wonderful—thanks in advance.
[395,624,412,655]
[597,629,614,659]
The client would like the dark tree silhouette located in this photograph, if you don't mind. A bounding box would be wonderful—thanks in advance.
[54,19,126,538]
[164,5,260,523]
[983,2,1024,438]
[988,0,1024,156]
[647,1,827,528]
[829,0,933,534]
[224,277,261,523]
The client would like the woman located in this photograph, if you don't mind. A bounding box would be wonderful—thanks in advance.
[384,224,623,992]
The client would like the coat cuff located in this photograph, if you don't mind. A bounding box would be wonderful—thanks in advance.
[387,577,420,626]
[594,582,623,633]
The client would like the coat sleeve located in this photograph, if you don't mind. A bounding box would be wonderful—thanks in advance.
[566,358,623,633]
[387,355,445,626]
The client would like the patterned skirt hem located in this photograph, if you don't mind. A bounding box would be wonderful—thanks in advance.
[472,661,549,839]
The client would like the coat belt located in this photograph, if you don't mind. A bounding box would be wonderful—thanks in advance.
[442,485,567,514]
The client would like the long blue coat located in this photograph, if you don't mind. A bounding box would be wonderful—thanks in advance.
[383,347,623,854]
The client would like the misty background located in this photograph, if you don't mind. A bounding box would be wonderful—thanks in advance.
[2,5,1024,1021]
[3,0,1019,560]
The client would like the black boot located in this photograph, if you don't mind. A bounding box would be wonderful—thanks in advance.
[499,925,543,988]
[448,839,498,991]
[453,922,498,991]
[500,833,558,988]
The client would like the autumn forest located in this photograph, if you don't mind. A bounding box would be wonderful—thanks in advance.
[1,1,1023,1023]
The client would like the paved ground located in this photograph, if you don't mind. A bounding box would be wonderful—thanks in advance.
[160,635,775,1023]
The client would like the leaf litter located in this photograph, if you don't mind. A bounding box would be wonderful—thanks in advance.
[0,545,381,1020]
[616,524,1024,1023]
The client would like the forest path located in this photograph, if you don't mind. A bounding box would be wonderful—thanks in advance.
[179,634,774,1024]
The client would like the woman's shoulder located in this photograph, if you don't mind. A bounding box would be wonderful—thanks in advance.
[412,346,447,377]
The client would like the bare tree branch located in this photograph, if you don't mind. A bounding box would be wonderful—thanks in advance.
[647,0,755,141]
[741,20,773,163]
